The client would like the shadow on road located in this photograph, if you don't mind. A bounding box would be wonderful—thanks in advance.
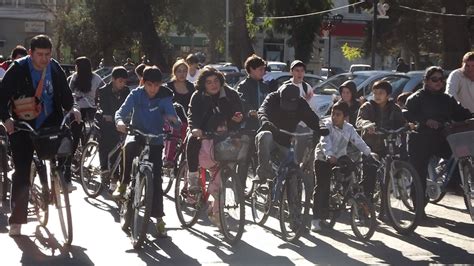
[83,196,120,223]
[11,225,93,265]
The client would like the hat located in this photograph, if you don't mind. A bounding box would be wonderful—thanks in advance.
[338,80,357,96]
[290,60,305,71]
[279,84,300,111]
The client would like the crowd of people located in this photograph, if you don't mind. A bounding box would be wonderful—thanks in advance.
[1,34,473,242]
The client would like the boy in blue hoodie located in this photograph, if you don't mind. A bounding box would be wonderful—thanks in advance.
[114,66,179,237]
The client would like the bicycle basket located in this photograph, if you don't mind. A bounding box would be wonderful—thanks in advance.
[31,127,72,160]
[446,131,474,159]
[213,134,250,162]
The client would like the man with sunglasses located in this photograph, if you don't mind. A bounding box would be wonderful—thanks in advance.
[447,51,474,114]
[404,66,471,218]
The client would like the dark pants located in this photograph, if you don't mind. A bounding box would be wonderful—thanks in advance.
[409,132,452,211]
[68,108,96,181]
[186,136,202,173]
[312,158,376,220]
[121,140,165,218]
[98,122,121,171]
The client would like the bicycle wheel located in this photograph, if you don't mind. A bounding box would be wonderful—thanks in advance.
[130,166,153,249]
[251,181,272,225]
[54,171,73,245]
[350,194,376,241]
[162,165,174,195]
[119,190,133,232]
[218,166,245,245]
[0,144,9,202]
[174,162,202,227]
[279,172,307,242]
[427,157,447,204]
[244,156,257,199]
[80,141,104,198]
[29,159,49,226]
[460,159,474,220]
[384,160,423,235]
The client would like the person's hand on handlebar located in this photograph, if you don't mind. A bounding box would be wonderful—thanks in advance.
[116,120,127,133]
[3,118,14,134]
[191,128,203,138]
[231,112,243,123]
[248,110,258,118]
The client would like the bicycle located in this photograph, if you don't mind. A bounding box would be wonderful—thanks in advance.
[119,128,171,249]
[427,119,474,221]
[79,122,124,198]
[371,126,424,235]
[161,129,184,195]
[0,129,10,202]
[250,129,313,242]
[23,115,74,245]
[320,156,377,241]
[174,131,247,245]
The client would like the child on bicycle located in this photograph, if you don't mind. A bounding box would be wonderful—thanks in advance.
[114,66,179,237]
[312,101,375,232]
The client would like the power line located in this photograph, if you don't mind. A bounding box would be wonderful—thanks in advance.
[260,1,365,20]
[398,5,474,18]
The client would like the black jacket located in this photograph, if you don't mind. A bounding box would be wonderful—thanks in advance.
[96,82,130,117]
[165,80,195,114]
[236,77,271,130]
[0,57,74,128]
[258,91,321,147]
[188,86,243,132]
[405,88,471,134]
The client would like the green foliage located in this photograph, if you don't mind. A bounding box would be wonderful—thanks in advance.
[341,43,363,61]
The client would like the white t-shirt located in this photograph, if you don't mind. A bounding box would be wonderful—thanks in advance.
[289,78,313,101]
[446,68,474,113]
[186,69,201,84]
[69,72,105,108]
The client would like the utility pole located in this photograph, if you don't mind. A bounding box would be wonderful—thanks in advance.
[371,0,378,69]
[225,0,229,62]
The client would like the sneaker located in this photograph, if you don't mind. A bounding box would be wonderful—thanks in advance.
[9,224,21,236]
[155,218,168,238]
[188,172,200,192]
[112,184,126,198]
[311,219,321,232]
[208,212,221,227]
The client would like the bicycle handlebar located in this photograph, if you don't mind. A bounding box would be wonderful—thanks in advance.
[279,128,314,137]
[14,113,73,135]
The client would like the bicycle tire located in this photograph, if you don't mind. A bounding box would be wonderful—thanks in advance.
[218,166,245,245]
[131,166,153,249]
[162,165,174,195]
[460,159,474,221]
[279,171,306,242]
[427,157,448,204]
[29,159,49,226]
[350,194,376,241]
[384,160,423,235]
[251,181,272,225]
[320,175,339,229]
[0,144,9,201]
[80,141,104,198]
[54,171,73,245]
[174,161,201,227]
[244,155,257,199]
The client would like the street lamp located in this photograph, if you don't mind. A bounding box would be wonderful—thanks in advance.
[322,13,344,71]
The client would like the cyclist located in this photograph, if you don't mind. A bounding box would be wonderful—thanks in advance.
[0,35,80,236]
[0,45,28,72]
[335,80,360,126]
[114,66,179,237]
[405,66,472,217]
[312,101,374,232]
[68,56,105,180]
[356,81,406,198]
[163,59,195,166]
[96,66,130,190]
[187,67,243,191]
[185,54,201,84]
[255,83,326,183]
[446,52,474,113]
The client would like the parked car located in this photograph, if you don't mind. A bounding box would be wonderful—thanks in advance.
[320,67,346,79]
[267,61,287,72]
[205,63,243,87]
[94,67,114,79]
[313,71,411,100]
[263,71,331,117]
[349,64,372,72]
[402,70,453,94]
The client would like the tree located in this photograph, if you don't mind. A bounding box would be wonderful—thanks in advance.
[441,0,471,69]
[265,0,332,63]
[230,0,255,68]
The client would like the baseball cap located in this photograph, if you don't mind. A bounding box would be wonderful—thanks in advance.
[290,60,305,71]
[279,84,300,111]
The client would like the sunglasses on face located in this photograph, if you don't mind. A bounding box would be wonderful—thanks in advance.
[429,76,445,83]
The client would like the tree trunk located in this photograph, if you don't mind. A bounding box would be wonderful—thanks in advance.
[230,0,254,68]
[441,0,470,69]
[136,0,168,71]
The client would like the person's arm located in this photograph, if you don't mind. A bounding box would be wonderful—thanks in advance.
[392,104,407,128]
[450,96,472,121]
[446,71,461,101]
[300,99,321,131]
[355,102,374,129]
[257,92,277,124]
[320,133,335,159]
[0,63,18,122]
[404,93,424,123]
[349,126,371,156]
[162,96,180,128]
[187,91,204,130]
[115,89,136,125]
